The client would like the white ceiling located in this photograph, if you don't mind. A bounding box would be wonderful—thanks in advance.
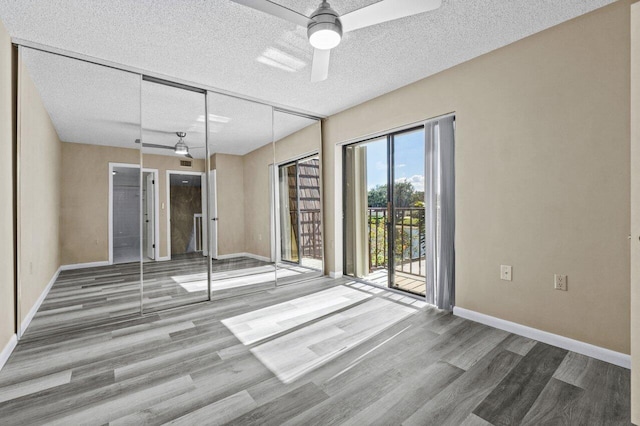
[20,47,316,158]
[0,0,615,118]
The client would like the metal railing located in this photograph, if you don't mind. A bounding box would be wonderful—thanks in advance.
[286,209,323,261]
[368,207,425,277]
[299,210,323,260]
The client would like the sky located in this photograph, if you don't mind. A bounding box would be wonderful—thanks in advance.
[365,129,425,192]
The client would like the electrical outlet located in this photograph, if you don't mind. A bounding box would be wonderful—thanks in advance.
[554,274,567,291]
[500,265,512,281]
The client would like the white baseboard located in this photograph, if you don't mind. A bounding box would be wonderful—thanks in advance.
[216,252,271,263]
[157,256,171,262]
[453,307,631,369]
[19,266,61,338]
[329,271,343,279]
[60,261,110,271]
[0,334,17,372]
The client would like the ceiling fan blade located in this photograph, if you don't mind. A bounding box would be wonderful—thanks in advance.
[185,153,194,159]
[310,48,330,82]
[230,0,309,27]
[143,128,177,135]
[139,142,174,151]
[340,0,442,33]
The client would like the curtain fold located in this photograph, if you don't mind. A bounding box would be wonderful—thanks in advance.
[436,116,455,310]
[425,116,455,310]
[424,122,437,306]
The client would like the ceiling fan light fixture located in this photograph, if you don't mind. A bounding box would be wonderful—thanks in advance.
[174,141,188,155]
[174,131,189,155]
[308,1,342,50]
[309,27,341,50]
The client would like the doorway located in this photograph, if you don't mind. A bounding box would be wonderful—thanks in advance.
[109,164,141,265]
[343,128,427,296]
[166,171,205,259]
[109,164,159,265]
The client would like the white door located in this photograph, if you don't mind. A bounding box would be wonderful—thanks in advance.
[210,170,218,259]
[145,173,155,260]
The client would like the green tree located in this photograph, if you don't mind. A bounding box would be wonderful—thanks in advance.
[393,181,415,207]
[368,182,423,208]
[411,191,425,206]
[367,184,387,207]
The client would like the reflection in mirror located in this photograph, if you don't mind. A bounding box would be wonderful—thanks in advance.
[273,111,324,285]
[207,92,275,300]
[140,79,210,312]
[18,48,142,336]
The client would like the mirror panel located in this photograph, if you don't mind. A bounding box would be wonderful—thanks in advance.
[207,92,275,300]
[140,79,210,313]
[19,47,142,335]
[273,111,324,285]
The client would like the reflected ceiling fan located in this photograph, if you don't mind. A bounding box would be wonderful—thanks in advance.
[135,132,204,158]
[231,0,442,81]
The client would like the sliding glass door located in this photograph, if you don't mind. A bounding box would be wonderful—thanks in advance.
[344,128,428,296]
[279,163,299,264]
[390,129,427,295]
[278,156,323,272]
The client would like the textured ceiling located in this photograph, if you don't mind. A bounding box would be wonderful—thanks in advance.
[21,47,315,158]
[0,0,615,117]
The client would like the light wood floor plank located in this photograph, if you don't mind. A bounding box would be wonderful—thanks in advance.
[0,262,630,424]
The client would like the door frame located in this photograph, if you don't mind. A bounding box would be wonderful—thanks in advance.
[336,124,430,300]
[142,169,160,261]
[165,170,206,261]
[108,163,159,265]
[273,151,321,266]
[208,169,218,259]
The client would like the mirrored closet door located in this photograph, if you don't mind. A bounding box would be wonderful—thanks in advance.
[273,111,324,285]
[140,78,210,313]
[18,47,142,335]
[207,92,276,300]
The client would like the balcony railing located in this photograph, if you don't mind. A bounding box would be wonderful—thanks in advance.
[368,207,425,277]
[286,209,323,261]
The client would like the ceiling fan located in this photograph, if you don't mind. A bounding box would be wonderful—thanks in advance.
[135,132,205,158]
[231,0,442,82]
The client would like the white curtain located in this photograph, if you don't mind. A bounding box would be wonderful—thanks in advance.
[425,116,455,310]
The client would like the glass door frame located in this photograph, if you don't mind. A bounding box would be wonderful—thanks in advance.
[342,125,427,298]
[277,153,322,269]
[274,151,324,282]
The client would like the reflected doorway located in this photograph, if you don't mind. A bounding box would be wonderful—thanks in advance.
[277,155,323,283]
[110,164,141,265]
[167,172,205,259]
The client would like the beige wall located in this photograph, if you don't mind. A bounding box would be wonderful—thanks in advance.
[243,144,273,258]
[630,2,639,423]
[274,121,321,164]
[60,142,204,264]
[0,20,15,351]
[323,1,631,353]
[18,56,62,326]
[212,153,245,255]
